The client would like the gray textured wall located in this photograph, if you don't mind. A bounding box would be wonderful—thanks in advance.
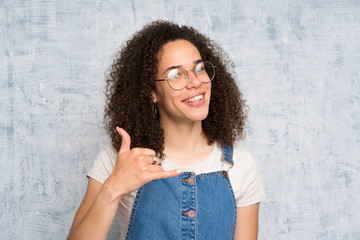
[1,0,359,239]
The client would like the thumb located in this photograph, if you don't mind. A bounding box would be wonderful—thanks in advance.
[116,127,131,153]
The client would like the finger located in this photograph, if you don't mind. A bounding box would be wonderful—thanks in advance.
[116,127,131,153]
[148,165,164,172]
[148,155,160,165]
[150,169,183,180]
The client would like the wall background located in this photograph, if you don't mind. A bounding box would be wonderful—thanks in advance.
[1,0,359,239]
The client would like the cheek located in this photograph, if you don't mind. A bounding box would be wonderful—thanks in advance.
[154,87,172,107]
[153,84,166,102]
[207,82,212,95]
[157,91,183,111]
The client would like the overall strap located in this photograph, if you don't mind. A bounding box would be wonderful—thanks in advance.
[222,144,234,165]
[221,145,234,173]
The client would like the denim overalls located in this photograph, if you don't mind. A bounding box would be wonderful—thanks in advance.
[125,145,237,240]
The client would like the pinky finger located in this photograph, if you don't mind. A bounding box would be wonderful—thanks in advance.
[152,169,183,180]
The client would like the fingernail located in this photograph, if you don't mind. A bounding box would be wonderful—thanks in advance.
[176,169,183,174]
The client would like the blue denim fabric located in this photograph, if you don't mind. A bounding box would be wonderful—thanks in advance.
[125,145,237,240]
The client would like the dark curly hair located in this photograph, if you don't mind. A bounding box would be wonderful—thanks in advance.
[104,20,248,158]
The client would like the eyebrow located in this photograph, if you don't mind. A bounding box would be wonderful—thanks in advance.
[162,59,202,74]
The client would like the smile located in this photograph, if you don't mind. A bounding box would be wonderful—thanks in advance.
[183,94,204,103]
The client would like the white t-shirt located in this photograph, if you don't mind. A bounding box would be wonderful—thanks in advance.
[87,143,266,240]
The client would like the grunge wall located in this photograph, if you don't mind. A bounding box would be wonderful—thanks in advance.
[1,0,359,239]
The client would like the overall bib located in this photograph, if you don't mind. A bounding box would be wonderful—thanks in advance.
[125,145,237,240]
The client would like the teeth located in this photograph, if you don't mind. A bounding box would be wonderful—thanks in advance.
[184,94,204,103]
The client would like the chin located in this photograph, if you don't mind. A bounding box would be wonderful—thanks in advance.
[189,112,209,122]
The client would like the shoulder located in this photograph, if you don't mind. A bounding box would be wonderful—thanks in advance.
[87,143,118,184]
[93,143,118,169]
[228,143,266,207]
[228,143,259,179]
[99,143,118,163]
[231,143,258,169]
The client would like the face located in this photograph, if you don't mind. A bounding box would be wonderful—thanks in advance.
[152,39,212,125]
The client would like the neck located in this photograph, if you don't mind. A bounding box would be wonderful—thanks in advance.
[160,119,214,165]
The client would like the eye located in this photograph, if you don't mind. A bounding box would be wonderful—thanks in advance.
[195,62,205,73]
[167,68,185,80]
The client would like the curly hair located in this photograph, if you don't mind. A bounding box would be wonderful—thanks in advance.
[104,20,248,157]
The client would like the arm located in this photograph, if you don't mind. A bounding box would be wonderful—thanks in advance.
[67,128,182,240]
[67,178,117,240]
[234,203,260,240]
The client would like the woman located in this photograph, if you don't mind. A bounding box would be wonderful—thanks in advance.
[68,20,265,240]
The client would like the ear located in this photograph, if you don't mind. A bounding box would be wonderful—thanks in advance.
[151,90,158,103]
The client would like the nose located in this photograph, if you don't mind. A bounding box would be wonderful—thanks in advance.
[186,71,202,88]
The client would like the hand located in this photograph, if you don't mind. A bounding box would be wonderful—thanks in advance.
[103,127,182,202]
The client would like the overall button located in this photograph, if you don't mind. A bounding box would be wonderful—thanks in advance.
[187,210,196,218]
[181,210,196,218]
[187,177,195,184]
[182,176,195,184]
[221,170,228,178]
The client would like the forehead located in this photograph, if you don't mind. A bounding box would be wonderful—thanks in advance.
[157,40,201,66]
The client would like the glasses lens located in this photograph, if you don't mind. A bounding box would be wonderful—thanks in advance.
[165,62,215,90]
[195,62,215,83]
[167,68,187,90]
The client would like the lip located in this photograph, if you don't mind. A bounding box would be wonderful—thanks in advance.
[181,93,205,102]
[181,93,206,107]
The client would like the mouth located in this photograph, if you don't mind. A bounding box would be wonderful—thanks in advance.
[182,94,204,103]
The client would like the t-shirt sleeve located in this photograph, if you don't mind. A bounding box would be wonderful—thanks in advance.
[230,144,266,207]
[87,144,118,184]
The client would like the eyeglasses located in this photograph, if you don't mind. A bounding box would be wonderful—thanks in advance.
[154,61,215,90]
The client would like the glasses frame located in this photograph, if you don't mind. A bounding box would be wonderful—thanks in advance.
[154,61,215,91]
